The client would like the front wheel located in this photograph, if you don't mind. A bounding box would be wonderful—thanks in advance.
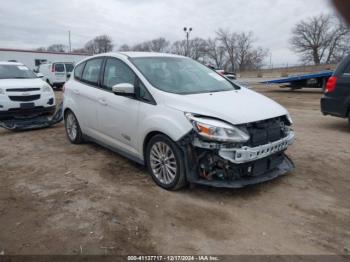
[64,110,83,144]
[146,134,187,190]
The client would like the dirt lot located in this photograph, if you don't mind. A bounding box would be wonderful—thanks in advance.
[0,85,349,255]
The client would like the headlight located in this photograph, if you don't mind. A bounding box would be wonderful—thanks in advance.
[0,88,4,95]
[42,85,52,92]
[185,113,250,143]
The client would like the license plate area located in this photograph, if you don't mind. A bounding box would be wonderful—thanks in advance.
[20,103,35,109]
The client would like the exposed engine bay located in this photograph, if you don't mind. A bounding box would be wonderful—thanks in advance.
[179,116,295,188]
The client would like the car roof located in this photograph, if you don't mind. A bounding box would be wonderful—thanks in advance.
[93,52,186,59]
[0,61,24,66]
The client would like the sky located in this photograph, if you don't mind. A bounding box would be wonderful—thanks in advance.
[0,0,337,66]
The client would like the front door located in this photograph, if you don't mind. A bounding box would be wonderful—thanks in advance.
[96,57,140,156]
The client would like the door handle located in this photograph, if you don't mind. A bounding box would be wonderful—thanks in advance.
[73,88,80,95]
[98,98,108,105]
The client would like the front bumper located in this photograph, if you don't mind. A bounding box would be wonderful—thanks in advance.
[219,132,295,164]
[0,106,56,120]
[183,131,295,188]
[194,154,294,188]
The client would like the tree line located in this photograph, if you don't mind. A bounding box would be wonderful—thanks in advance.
[35,14,350,71]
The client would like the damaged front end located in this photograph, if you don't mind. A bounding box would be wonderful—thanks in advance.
[178,114,295,188]
[0,103,63,131]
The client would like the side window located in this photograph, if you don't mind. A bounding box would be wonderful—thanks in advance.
[103,58,136,91]
[82,58,103,85]
[74,62,85,80]
[54,63,65,72]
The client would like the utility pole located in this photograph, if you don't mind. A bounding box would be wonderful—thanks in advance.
[183,27,193,57]
[68,30,72,53]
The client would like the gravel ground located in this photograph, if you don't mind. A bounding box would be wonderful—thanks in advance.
[0,85,349,255]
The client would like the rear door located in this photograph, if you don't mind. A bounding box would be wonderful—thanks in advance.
[53,63,66,83]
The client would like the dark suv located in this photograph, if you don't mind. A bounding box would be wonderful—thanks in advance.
[321,54,350,123]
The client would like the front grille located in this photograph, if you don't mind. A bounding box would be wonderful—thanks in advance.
[9,95,41,102]
[241,117,288,147]
[6,88,40,92]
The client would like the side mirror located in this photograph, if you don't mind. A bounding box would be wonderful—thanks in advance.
[112,83,135,97]
[67,73,71,79]
[36,73,44,78]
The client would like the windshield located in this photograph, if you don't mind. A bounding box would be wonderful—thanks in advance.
[65,63,74,73]
[131,57,238,94]
[0,65,37,79]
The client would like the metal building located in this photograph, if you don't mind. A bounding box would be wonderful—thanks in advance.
[0,48,89,71]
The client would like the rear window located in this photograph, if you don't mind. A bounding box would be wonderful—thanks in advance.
[65,63,74,73]
[74,62,85,80]
[54,63,65,72]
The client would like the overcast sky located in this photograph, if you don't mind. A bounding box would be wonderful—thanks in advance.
[0,0,337,65]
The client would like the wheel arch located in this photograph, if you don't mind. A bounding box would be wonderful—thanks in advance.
[143,131,171,166]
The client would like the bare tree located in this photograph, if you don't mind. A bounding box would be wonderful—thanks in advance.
[47,44,67,53]
[119,44,131,51]
[85,35,113,55]
[236,32,254,71]
[188,38,208,61]
[236,32,269,71]
[171,40,187,56]
[290,14,349,65]
[216,29,238,72]
[170,38,207,61]
[128,37,170,52]
[72,48,88,54]
[35,47,47,52]
[149,38,170,52]
[206,38,226,69]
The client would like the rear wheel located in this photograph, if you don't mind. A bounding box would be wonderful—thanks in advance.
[146,134,187,190]
[64,110,83,144]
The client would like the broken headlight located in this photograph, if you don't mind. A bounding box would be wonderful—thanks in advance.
[185,113,250,143]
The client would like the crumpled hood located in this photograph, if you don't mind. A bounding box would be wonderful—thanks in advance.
[162,88,288,125]
[0,78,45,89]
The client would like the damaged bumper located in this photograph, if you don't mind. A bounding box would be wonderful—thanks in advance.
[0,103,63,131]
[193,154,295,188]
[181,130,295,189]
[218,132,295,164]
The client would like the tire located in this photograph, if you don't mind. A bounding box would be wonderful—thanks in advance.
[146,134,187,190]
[64,110,83,144]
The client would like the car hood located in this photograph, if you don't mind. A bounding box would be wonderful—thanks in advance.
[162,88,288,125]
[0,78,45,89]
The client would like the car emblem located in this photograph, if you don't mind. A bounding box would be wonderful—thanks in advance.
[22,92,31,96]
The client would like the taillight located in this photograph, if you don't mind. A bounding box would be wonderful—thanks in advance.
[325,76,337,93]
[62,84,65,93]
[51,65,55,72]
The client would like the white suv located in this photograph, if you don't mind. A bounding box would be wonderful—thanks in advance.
[0,62,55,120]
[63,52,295,190]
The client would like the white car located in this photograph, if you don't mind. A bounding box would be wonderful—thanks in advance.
[63,52,295,190]
[38,62,74,88]
[0,62,55,120]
